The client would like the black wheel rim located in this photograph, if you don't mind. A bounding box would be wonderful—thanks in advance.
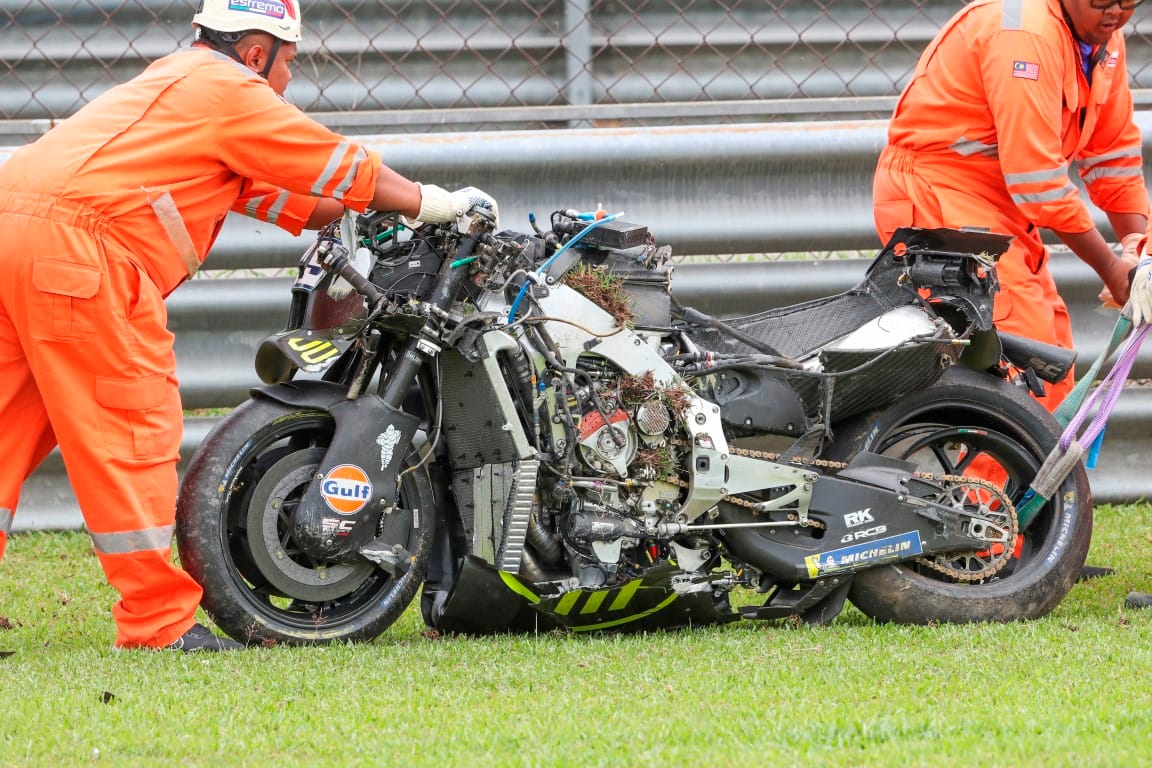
[871,422,1049,581]
[218,413,401,633]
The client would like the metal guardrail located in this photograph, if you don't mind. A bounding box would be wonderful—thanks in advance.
[85,111,1152,274]
[208,119,893,270]
[11,114,1152,529]
[14,251,1152,532]
[169,257,1152,409]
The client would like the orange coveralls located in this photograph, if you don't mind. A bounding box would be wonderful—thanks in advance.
[873,0,1149,410]
[0,47,384,647]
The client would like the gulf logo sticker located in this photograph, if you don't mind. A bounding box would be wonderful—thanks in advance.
[320,464,373,515]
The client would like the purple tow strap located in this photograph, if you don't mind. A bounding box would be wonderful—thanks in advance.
[1059,324,1151,453]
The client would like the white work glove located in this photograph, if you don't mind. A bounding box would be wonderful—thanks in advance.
[1129,252,1152,326]
[416,183,499,229]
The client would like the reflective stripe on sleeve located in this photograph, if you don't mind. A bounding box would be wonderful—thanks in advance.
[0,508,11,536]
[265,190,289,224]
[950,137,999,158]
[1011,181,1079,205]
[244,195,265,218]
[1001,0,1024,30]
[330,145,368,201]
[1005,165,1069,185]
[245,190,290,226]
[311,141,353,197]
[89,524,175,555]
[1081,147,1143,169]
[1083,165,1144,184]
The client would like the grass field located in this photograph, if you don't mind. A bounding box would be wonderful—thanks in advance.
[4,503,1152,767]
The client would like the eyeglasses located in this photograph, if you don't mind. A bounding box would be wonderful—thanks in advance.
[1089,0,1145,9]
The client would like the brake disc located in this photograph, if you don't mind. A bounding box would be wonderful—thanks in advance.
[245,447,375,601]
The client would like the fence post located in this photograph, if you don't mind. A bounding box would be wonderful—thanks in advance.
[564,0,594,128]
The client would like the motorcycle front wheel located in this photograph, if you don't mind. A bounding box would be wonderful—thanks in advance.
[176,396,434,645]
[826,366,1091,624]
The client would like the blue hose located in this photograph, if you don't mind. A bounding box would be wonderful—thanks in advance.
[506,212,622,324]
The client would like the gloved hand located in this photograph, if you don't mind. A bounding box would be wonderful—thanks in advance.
[1129,255,1152,326]
[1099,232,1145,308]
[416,183,499,228]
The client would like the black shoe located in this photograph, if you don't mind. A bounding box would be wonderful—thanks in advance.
[166,623,244,652]
[1125,592,1152,610]
[1078,565,1116,582]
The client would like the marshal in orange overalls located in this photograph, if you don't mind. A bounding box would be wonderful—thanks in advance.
[873,0,1149,410]
[0,47,385,647]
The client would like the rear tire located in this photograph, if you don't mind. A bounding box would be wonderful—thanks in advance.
[826,367,1090,624]
[176,397,434,645]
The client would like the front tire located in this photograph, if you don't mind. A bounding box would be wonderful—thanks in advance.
[826,367,1091,624]
[176,397,434,645]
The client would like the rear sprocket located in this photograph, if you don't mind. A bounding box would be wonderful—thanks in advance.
[909,477,1018,582]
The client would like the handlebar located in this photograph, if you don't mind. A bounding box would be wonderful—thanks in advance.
[316,239,385,306]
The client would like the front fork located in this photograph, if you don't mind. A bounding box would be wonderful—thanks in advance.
[287,234,481,562]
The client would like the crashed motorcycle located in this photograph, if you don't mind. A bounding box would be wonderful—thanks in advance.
[175,200,1091,644]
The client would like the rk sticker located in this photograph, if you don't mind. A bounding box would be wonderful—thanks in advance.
[320,464,373,515]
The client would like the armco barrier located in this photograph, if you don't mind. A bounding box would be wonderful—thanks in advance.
[169,257,1152,409]
[167,119,897,273]
[78,113,1152,273]
[15,256,1152,532]
[9,116,1152,530]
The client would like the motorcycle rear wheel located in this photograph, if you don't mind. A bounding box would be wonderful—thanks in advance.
[826,366,1091,624]
[176,397,434,645]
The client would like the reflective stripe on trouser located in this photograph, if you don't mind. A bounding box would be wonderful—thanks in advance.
[874,145,1074,411]
[0,209,202,647]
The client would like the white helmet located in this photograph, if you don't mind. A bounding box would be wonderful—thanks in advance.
[192,0,302,43]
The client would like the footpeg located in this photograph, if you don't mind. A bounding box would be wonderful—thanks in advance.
[360,539,412,576]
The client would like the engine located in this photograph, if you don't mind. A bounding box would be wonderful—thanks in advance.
[529,355,705,588]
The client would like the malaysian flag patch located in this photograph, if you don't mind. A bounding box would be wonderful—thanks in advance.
[1107,52,1119,68]
[1013,60,1040,80]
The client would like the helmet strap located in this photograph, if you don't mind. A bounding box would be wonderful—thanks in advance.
[259,39,282,80]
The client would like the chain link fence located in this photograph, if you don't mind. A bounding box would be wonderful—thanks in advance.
[3,1,1151,268]
[5,1,1152,137]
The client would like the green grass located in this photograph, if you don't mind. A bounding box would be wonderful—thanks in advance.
[4,504,1152,767]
